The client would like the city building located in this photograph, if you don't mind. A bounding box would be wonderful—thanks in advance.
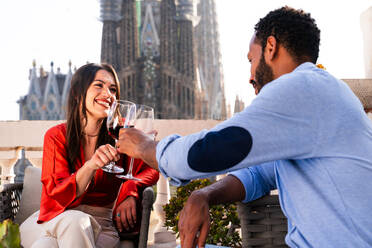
[19,0,227,121]
[18,61,72,120]
[100,0,227,119]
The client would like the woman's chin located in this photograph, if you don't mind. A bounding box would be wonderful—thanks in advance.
[88,111,109,121]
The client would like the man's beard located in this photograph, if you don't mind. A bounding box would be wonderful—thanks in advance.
[255,54,274,93]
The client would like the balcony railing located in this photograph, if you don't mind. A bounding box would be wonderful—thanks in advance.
[0,120,219,183]
[0,119,220,246]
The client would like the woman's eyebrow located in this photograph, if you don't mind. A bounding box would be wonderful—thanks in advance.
[93,79,117,87]
[93,79,106,84]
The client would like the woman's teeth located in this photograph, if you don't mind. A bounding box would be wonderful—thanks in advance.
[96,100,110,108]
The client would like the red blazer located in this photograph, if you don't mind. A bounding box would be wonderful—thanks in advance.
[37,123,159,227]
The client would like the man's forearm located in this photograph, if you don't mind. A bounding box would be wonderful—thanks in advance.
[178,174,245,248]
[198,175,246,206]
[140,140,159,171]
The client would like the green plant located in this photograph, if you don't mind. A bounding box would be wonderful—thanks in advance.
[0,219,21,248]
[163,179,241,247]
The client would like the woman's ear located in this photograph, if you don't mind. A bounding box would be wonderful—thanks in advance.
[265,35,278,61]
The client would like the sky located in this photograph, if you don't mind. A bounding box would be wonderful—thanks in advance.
[0,0,371,121]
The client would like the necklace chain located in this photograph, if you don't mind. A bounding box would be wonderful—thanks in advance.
[82,132,99,137]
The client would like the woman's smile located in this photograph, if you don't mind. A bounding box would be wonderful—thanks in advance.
[95,98,111,109]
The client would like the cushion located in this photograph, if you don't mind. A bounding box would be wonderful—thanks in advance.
[15,166,42,224]
[343,79,372,109]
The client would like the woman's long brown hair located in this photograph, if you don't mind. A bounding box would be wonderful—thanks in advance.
[65,63,120,173]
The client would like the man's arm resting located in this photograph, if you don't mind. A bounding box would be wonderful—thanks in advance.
[198,174,246,205]
[179,175,245,248]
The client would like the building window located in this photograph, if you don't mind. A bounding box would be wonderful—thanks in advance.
[31,101,37,110]
[177,82,180,106]
[173,81,176,103]
[186,88,190,115]
[48,100,54,111]
[182,86,185,112]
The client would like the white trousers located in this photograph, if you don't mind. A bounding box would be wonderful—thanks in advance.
[20,205,120,248]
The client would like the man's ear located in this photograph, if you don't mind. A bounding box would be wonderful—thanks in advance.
[265,36,278,61]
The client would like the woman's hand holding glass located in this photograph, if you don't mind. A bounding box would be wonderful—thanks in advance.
[86,144,120,170]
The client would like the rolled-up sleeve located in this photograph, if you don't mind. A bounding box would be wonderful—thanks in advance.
[156,134,190,186]
[229,162,277,203]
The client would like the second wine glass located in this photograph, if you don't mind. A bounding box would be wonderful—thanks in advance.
[102,100,136,173]
[116,104,154,181]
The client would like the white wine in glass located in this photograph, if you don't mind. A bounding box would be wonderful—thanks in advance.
[116,104,154,181]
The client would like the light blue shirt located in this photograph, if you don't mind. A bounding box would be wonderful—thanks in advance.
[156,62,372,247]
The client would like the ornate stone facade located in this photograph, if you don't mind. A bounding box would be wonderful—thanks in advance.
[19,0,227,121]
[233,95,245,114]
[194,0,227,120]
[100,0,226,119]
[18,61,72,120]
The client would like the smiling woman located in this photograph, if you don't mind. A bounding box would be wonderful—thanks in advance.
[64,63,121,171]
[84,69,118,122]
[18,63,159,248]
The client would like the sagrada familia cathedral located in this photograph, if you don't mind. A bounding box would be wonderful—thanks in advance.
[18,0,228,120]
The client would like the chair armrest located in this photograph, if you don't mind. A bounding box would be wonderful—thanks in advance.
[138,186,155,248]
[0,183,23,222]
[237,195,288,248]
[118,186,155,248]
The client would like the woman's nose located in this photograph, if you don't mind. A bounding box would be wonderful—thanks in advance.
[102,85,113,97]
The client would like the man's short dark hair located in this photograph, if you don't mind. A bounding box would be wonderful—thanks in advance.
[254,6,320,64]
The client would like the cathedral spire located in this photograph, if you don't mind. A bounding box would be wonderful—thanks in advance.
[194,0,226,119]
[234,95,245,114]
[160,0,177,66]
[28,60,41,97]
[61,61,73,119]
[100,0,121,70]
[100,0,122,21]
[176,0,197,80]
[41,61,61,120]
[120,0,140,68]
[140,2,160,56]
[176,0,199,24]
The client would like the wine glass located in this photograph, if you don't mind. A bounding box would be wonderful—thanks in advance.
[116,104,154,181]
[102,100,136,173]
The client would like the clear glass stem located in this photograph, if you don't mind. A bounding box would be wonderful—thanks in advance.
[127,158,134,176]
[101,139,124,173]
[105,162,114,170]
[105,139,118,169]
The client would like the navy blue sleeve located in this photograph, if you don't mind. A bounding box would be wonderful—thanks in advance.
[188,127,253,172]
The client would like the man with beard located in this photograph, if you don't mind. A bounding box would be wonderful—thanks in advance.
[116,6,372,248]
